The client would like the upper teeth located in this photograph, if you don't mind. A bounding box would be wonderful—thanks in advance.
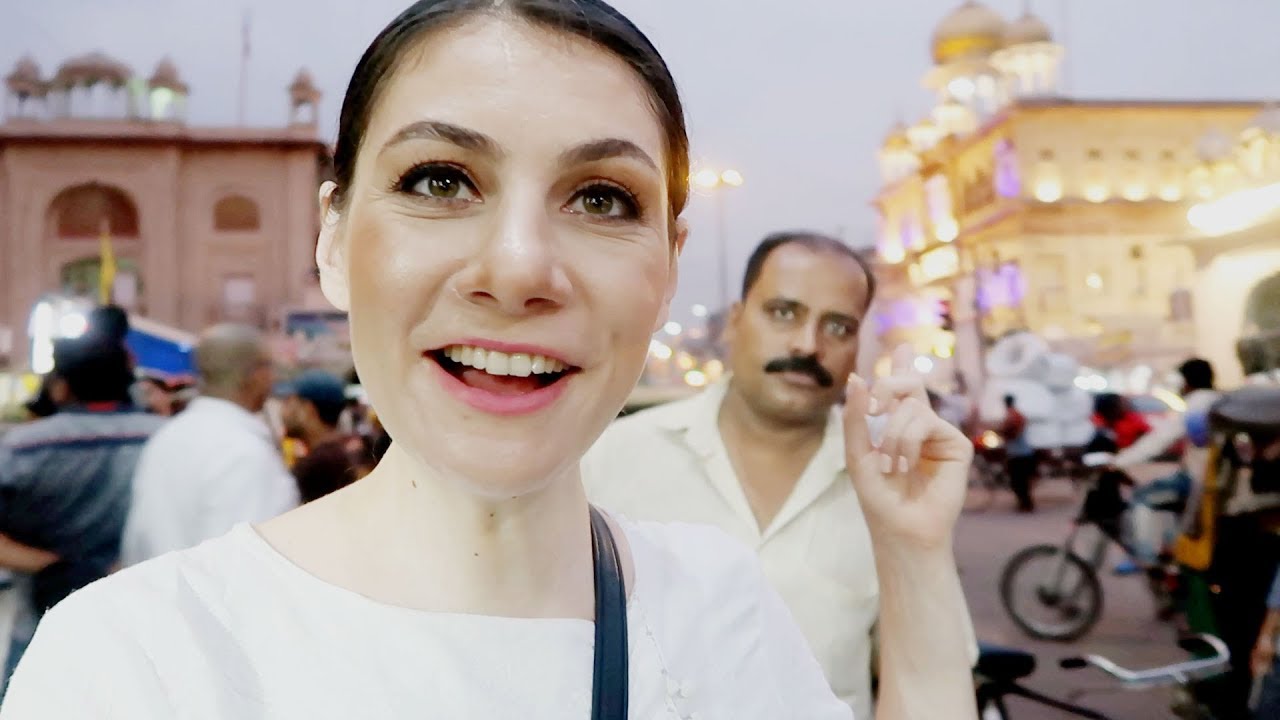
[444,345,567,377]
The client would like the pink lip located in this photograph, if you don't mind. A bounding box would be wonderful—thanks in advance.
[440,338,576,367]
[426,353,571,417]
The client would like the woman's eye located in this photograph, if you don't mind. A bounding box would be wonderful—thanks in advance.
[400,165,479,202]
[567,184,637,220]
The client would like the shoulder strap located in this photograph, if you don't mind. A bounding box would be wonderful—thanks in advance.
[589,505,629,720]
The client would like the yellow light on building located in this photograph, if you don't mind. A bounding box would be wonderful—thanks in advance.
[1083,183,1110,203]
[703,359,725,381]
[1121,183,1149,202]
[720,169,745,187]
[683,369,708,388]
[1086,272,1104,290]
[1034,179,1063,202]
[1158,184,1183,202]
[933,343,954,359]
[676,352,696,371]
[935,218,959,243]
[692,169,721,189]
[1187,181,1280,236]
[881,243,906,264]
[648,339,673,360]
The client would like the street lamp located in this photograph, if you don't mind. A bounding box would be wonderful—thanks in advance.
[690,167,744,311]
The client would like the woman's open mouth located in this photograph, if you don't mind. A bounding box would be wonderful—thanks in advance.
[426,344,579,415]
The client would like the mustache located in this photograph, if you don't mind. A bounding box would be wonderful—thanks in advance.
[763,354,834,388]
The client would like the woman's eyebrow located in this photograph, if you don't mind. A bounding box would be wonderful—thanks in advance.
[379,120,505,159]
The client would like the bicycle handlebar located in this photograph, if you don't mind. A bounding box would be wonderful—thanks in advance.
[1059,634,1231,689]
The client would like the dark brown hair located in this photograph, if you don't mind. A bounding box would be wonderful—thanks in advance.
[332,0,690,226]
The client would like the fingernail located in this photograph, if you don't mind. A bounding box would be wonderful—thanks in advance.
[897,456,909,474]
[879,453,893,474]
[868,397,880,415]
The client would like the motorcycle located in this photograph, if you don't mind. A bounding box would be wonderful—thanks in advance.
[967,430,1010,512]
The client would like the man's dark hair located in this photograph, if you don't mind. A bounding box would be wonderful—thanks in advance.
[1003,394,1016,408]
[307,397,346,429]
[52,335,134,405]
[1178,358,1214,391]
[741,232,877,310]
[88,305,130,343]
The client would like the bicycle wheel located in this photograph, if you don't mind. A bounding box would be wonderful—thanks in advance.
[1000,544,1104,642]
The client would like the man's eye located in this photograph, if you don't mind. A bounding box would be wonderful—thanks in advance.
[826,320,854,338]
[566,184,638,220]
[769,307,796,321]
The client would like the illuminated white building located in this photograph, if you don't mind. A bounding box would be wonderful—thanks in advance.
[871,1,1270,391]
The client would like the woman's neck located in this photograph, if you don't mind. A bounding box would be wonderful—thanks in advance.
[266,441,600,621]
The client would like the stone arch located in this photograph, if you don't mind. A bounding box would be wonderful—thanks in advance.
[213,194,261,232]
[47,182,140,239]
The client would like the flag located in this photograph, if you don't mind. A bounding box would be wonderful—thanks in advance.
[98,217,116,304]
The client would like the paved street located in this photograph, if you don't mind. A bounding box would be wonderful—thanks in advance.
[958,474,1192,720]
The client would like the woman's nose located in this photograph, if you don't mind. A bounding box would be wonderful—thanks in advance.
[458,194,572,316]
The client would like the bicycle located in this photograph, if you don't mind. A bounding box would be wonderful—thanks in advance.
[999,453,1185,642]
[975,633,1231,719]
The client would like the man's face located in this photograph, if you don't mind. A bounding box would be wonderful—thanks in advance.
[725,244,870,425]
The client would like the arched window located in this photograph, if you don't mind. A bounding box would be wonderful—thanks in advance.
[213,195,261,232]
[48,183,139,238]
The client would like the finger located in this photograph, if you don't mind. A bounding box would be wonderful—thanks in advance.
[877,397,924,475]
[843,374,875,458]
[896,407,932,473]
[870,375,930,415]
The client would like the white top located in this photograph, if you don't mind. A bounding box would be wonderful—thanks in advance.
[2,520,853,720]
[121,397,299,567]
[583,380,977,720]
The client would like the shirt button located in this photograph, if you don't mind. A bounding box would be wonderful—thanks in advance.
[666,677,680,696]
[680,680,695,698]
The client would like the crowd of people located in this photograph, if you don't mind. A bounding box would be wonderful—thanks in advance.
[0,311,382,694]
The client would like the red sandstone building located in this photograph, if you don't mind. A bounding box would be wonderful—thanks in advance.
[0,52,331,371]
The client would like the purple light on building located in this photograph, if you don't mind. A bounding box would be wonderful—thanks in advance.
[995,140,1021,198]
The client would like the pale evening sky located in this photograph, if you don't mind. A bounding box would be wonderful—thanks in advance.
[5,0,1280,324]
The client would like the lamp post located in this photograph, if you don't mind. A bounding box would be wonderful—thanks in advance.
[692,168,744,312]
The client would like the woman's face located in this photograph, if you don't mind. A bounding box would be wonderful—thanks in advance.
[319,17,681,497]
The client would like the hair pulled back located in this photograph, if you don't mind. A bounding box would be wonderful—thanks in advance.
[332,0,690,225]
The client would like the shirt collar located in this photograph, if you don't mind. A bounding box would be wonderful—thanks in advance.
[653,376,850,538]
[187,396,275,442]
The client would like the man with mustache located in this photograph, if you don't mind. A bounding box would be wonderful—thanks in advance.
[582,231,975,719]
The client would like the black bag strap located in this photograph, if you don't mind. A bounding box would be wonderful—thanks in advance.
[589,505,629,720]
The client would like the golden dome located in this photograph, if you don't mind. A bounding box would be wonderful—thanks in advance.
[54,51,132,88]
[881,122,912,152]
[149,58,187,93]
[932,2,1007,65]
[1003,12,1053,46]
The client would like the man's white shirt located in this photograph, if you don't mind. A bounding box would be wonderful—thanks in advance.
[582,380,885,718]
[121,397,299,566]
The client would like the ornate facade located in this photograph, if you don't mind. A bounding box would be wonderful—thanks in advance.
[872,2,1272,392]
[0,52,331,371]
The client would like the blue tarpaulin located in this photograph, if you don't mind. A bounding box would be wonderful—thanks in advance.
[124,316,195,378]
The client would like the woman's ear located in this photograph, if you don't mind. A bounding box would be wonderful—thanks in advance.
[316,181,351,312]
[652,219,689,332]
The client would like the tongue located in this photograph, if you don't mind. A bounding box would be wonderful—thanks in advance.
[460,368,546,396]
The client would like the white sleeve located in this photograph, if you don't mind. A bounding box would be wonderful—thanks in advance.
[1,594,167,718]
